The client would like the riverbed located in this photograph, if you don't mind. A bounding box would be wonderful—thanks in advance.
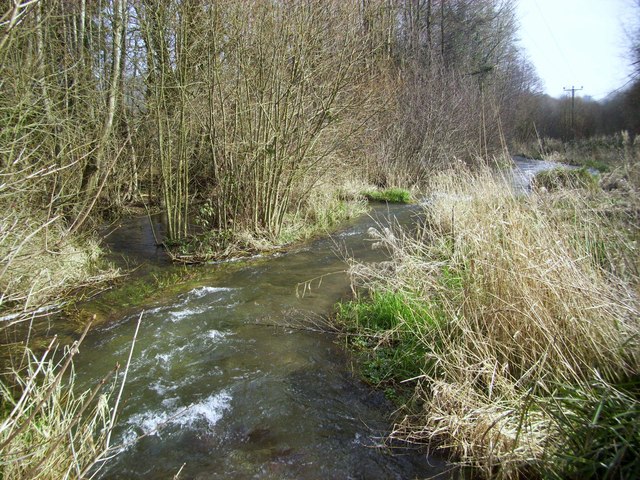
[80,201,453,479]
[76,158,557,478]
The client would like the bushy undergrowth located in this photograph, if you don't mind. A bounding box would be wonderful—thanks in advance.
[337,167,640,478]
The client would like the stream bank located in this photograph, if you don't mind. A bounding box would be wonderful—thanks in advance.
[74,200,455,479]
[71,158,560,478]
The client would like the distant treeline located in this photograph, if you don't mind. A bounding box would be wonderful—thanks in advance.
[520,85,640,141]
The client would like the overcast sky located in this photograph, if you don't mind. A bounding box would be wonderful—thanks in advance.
[515,0,637,99]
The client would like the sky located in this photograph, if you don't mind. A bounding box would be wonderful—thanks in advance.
[515,0,638,100]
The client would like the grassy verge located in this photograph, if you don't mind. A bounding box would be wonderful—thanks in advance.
[363,187,412,203]
[336,166,640,478]
[0,217,120,325]
[168,181,370,263]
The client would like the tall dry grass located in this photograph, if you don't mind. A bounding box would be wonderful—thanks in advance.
[0,214,120,325]
[341,166,640,478]
[0,316,141,479]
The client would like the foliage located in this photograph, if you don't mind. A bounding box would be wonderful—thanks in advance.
[0,0,538,300]
[0,1,544,474]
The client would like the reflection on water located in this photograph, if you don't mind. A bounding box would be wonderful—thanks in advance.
[102,213,170,268]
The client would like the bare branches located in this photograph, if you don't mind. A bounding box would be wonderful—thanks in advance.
[0,0,39,52]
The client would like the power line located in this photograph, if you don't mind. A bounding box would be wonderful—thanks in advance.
[563,85,583,136]
[532,0,575,80]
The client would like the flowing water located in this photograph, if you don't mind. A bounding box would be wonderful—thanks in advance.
[76,159,555,478]
[81,203,451,479]
[511,155,586,192]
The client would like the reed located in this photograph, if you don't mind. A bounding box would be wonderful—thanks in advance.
[0,316,140,479]
[338,165,640,478]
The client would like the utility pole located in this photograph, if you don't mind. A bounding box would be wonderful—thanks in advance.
[563,85,583,138]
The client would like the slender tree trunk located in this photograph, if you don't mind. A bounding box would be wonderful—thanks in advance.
[75,0,125,230]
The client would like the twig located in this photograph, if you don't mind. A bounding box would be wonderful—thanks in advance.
[105,311,143,450]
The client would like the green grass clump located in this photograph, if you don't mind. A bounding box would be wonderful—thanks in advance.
[533,167,599,191]
[337,166,640,479]
[542,378,640,480]
[337,290,443,399]
[363,187,412,203]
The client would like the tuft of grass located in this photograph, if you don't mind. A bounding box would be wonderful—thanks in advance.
[363,187,412,203]
[0,319,139,479]
[541,376,640,480]
[337,165,640,478]
[533,167,599,191]
[337,290,443,400]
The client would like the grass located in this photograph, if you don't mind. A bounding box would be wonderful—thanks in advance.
[363,187,412,203]
[278,184,369,243]
[336,165,640,479]
[0,318,139,479]
[0,214,119,325]
[533,167,599,191]
[337,291,440,393]
[541,377,640,480]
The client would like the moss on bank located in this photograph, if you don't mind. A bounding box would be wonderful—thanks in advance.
[362,187,412,203]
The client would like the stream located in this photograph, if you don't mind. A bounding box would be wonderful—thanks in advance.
[76,158,555,479]
[82,202,450,480]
